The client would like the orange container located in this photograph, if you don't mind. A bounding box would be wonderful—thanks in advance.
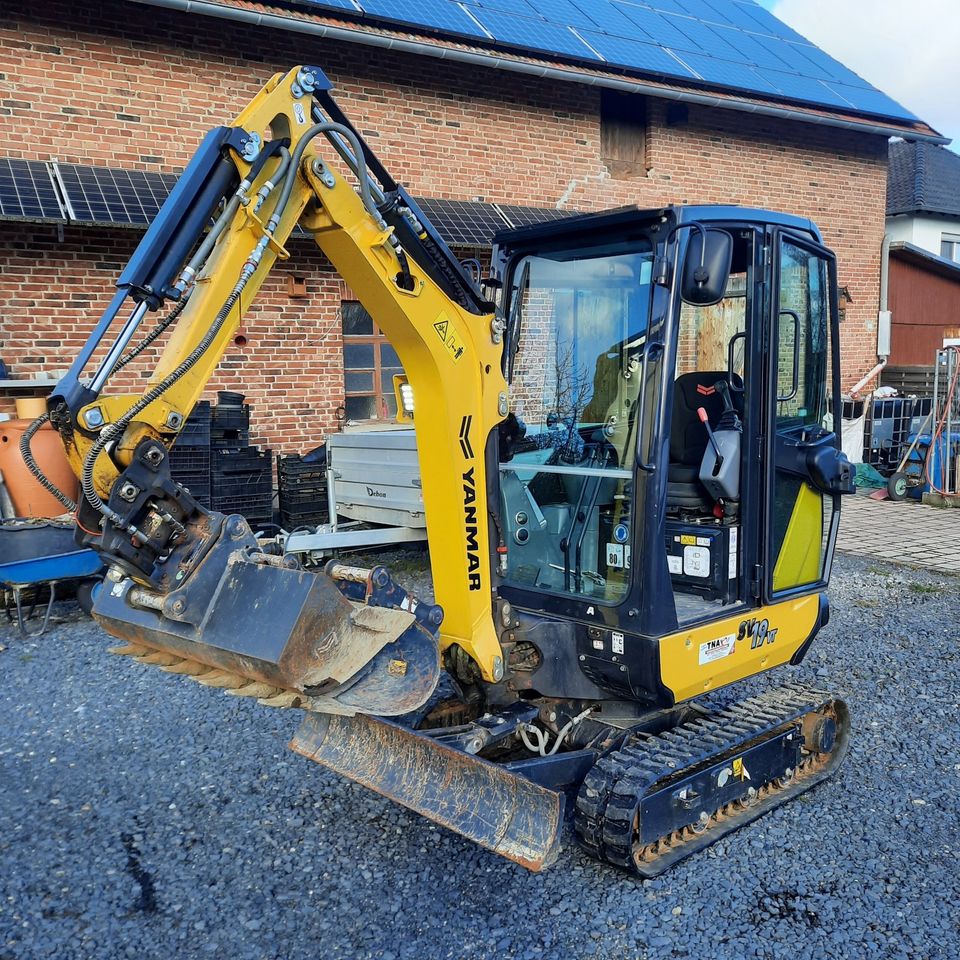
[0,419,78,518]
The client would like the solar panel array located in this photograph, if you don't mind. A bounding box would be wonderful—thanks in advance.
[0,159,67,222]
[295,0,915,120]
[0,157,564,246]
[55,164,180,226]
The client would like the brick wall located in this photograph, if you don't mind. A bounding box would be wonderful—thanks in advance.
[0,0,889,451]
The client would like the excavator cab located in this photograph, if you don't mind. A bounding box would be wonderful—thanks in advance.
[495,207,852,667]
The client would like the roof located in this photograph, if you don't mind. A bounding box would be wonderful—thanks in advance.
[890,241,960,284]
[887,141,960,219]
[209,0,937,134]
[493,202,820,246]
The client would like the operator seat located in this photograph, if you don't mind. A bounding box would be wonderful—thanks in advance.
[667,370,743,511]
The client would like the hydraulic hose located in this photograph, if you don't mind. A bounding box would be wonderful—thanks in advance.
[270,121,379,232]
[18,414,77,512]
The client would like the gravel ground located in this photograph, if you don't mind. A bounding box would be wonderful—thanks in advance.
[1,551,958,960]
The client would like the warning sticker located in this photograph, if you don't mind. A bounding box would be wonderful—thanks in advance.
[611,632,625,655]
[698,633,736,665]
[433,314,465,363]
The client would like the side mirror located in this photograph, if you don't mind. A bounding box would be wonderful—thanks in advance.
[680,228,733,307]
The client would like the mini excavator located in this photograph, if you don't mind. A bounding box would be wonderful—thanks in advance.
[28,66,855,875]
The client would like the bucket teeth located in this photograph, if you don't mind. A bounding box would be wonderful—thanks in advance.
[162,660,210,677]
[259,691,302,709]
[195,670,247,689]
[136,651,181,666]
[226,682,283,699]
[108,643,149,657]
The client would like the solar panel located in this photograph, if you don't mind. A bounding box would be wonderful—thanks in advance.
[710,25,791,71]
[0,159,66,223]
[468,8,601,58]
[646,0,727,27]
[824,83,917,121]
[789,42,872,88]
[412,198,508,246]
[676,52,781,96]
[521,0,599,31]
[758,70,855,111]
[642,0,695,16]
[463,0,538,16]
[732,2,809,44]
[569,2,642,38]
[616,4,699,49]
[664,16,741,58]
[581,31,692,76]
[297,0,360,10]
[55,164,179,226]
[752,37,833,81]
[494,204,572,229]
[357,0,489,38]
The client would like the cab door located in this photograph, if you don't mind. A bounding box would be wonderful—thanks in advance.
[764,232,850,599]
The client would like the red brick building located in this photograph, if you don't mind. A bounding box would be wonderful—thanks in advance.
[0,0,943,451]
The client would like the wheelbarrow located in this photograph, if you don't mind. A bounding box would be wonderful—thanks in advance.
[0,519,104,637]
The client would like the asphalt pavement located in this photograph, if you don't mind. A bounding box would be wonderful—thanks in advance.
[1,552,958,960]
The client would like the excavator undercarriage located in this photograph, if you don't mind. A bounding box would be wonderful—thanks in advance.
[29,64,855,876]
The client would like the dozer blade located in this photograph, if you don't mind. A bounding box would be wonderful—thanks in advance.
[92,534,442,717]
[290,712,565,871]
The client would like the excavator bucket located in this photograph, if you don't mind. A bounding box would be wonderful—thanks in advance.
[92,524,443,717]
[290,712,565,871]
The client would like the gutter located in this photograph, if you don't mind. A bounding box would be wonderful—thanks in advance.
[131,0,950,145]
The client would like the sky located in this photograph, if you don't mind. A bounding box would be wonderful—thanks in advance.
[760,0,960,146]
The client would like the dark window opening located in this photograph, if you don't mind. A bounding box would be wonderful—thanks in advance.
[341,301,404,421]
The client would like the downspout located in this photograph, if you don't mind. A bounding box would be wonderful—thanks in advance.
[849,233,892,396]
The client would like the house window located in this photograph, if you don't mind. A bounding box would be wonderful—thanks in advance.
[600,89,647,176]
[341,301,404,420]
[941,233,960,263]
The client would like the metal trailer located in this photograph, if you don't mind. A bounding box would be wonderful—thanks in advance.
[284,429,427,561]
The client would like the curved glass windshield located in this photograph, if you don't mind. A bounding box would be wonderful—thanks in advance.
[501,246,654,603]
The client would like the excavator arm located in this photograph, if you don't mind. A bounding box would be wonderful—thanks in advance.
[40,65,509,712]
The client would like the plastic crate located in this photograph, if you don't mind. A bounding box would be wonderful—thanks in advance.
[212,403,250,434]
[176,401,212,447]
[212,446,272,475]
[170,472,211,507]
[212,473,270,497]
[169,445,211,473]
[210,490,273,523]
